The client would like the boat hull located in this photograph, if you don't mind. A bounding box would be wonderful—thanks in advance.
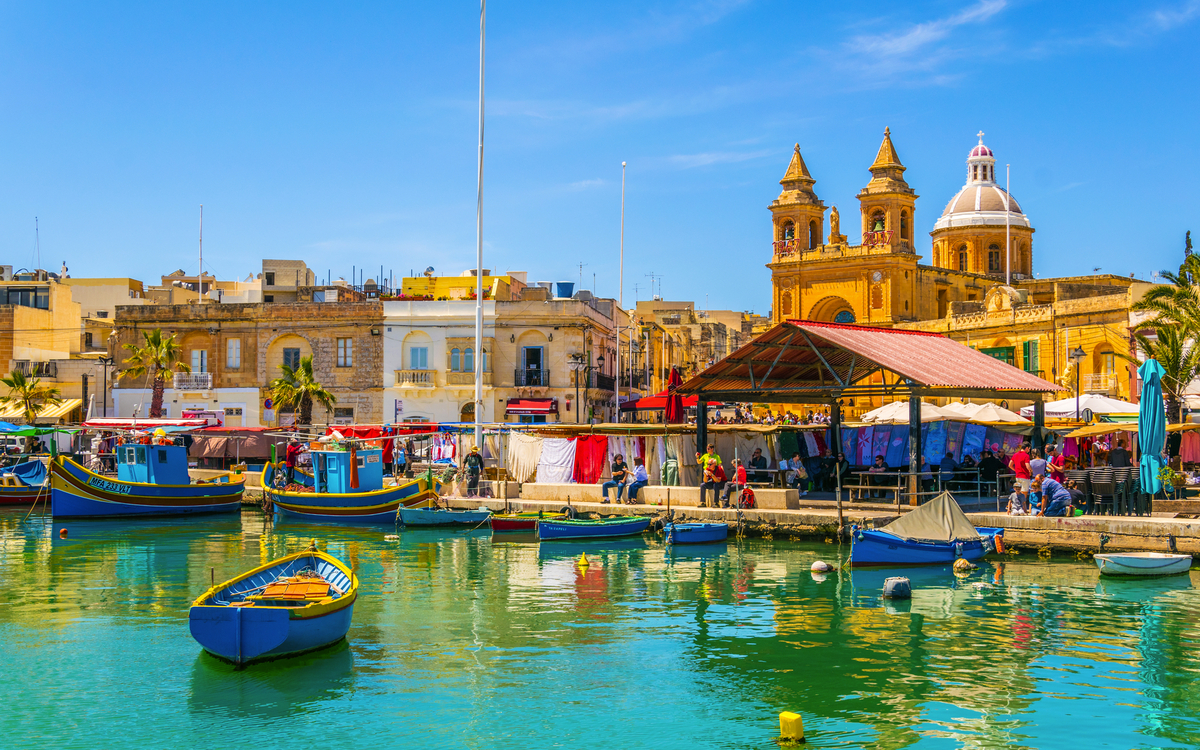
[0,485,46,505]
[1095,552,1193,577]
[538,516,651,540]
[849,527,1001,567]
[398,507,492,527]
[490,512,565,532]
[265,469,440,523]
[50,457,243,519]
[189,550,356,666]
[665,522,728,544]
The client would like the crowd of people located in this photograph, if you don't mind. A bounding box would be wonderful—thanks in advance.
[697,407,832,426]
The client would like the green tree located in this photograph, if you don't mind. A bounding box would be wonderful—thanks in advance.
[269,355,335,425]
[121,329,190,418]
[1124,325,1200,424]
[0,370,63,424]
[1132,236,1200,331]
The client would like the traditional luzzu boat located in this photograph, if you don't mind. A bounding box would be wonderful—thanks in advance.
[0,460,48,505]
[189,544,357,666]
[50,445,243,519]
[263,447,440,523]
[397,504,492,527]
[849,492,1003,568]
[490,510,566,532]
[538,516,651,541]
[664,521,728,545]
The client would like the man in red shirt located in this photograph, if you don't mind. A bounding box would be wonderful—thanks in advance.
[1009,442,1032,507]
[720,459,748,508]
[284,437,302,484]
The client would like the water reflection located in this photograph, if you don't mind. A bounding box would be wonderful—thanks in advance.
[189,640,355,718]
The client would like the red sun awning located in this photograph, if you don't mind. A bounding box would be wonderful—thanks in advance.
[506,398,558,415]
[619,391,721,411]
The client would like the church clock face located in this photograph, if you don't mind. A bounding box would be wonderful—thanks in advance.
[871,271,883,283]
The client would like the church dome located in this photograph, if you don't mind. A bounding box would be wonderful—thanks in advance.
[969,144,993,158]
[932,134,1031,231]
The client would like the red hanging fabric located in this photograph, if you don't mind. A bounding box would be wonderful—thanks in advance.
[572,434,610,484]
[349,445,360,489]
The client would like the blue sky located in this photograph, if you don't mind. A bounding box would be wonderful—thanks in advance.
[1,1,1198,313]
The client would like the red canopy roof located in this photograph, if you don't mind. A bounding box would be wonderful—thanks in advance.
[506,398,558,415]
[620,391,720,411]
[81,418,209,430]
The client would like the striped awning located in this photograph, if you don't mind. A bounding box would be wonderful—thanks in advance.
[0,398,84,422]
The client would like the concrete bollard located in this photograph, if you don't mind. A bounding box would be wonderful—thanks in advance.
[882,576,911,599]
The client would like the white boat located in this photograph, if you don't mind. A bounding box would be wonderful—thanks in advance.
[1095,552,1193,577]
[398,506,492,527]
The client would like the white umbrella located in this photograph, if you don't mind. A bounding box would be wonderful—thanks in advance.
[1020,395,1140,419]
[940,402,977,418]
[861,401,961,424]
[968,402,1031,423]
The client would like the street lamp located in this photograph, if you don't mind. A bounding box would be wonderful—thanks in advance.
[569,354,586,425]
[595,355,605,423]
[98,356,115,418]
[1070,346,1086,421]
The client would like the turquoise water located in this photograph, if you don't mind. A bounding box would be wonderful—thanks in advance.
[2,508,1199,749]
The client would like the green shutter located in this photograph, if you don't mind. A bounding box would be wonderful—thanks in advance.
[1022,340,1039,374]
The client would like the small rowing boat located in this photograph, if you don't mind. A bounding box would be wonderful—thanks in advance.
[1095,552,1193,577]
[538,516,650,541]
[398,505,492,527]
[665,522,728,544]
[189,545,357,666]
[490,510,566,532]
[0,460,48,505]
[850,492,1002,567]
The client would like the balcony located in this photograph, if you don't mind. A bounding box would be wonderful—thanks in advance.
[593,373,616,392]
[396,369,435,388]
[173,372,212,390]
[618,372,645,391]
[446,371,493,386]
[515,368,550,387]
[13,361,56,379]
[1083,373,1118,394]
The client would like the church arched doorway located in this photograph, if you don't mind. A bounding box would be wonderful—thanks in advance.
[809,296,856,324]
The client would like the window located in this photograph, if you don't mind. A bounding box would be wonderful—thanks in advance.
[337,337,353,367]
[409,346,429,370]
[519,415,547,424]
[782,222,794,240]
[96,310,108,319]
[265,272,275,286]
[808,220,819,248]
[157,449,169,464]
[333,407,355,425]
[1022,340,1040,374]
[450,348,461,371]
[988,245,1002,273]
[226,338,241,369]
[980,346,1015,366]
[958,249,969,272]
[264,295,274,303]
[834,310,856,324]
[84,332,93,348]
[464,347,474,373]
[871,212,885,232]
[283,348,301,370]
[191,349,208,373]
[223,407,243,416]
[900,212,909,242]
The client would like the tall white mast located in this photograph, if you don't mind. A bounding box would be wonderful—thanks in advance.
[474,0,486,445]
[1005,164,1011,286]
[617,161,626,422]
[199,205,204,303]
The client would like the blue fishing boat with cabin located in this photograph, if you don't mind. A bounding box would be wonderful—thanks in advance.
[538,516,651,541]
[665,521,728,544]
[189,544,357,666]
[849,491,1003,567]
[50,445,243,518]
[263,447,440,523]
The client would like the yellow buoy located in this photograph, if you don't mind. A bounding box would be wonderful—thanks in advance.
[779,711,805,743]
[578,552,590,568]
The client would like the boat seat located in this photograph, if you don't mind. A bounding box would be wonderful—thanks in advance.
[252,578,331,602]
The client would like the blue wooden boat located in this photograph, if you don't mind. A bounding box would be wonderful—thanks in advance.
[50,448,243,519]
[0,459,47,506]
[849,492,1003,568]
[189,545,356,666]
[263,450,440,523]
[538,516,651,540]
[397,505,492,527]
[665,522,728,544]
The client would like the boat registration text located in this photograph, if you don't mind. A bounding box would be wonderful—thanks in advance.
[87,477,132,495]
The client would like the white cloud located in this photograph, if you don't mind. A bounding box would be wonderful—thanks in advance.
[565,178,606,191]
[665,149,774,169]
[850,0,1007,59]
[1150,0,1200,30]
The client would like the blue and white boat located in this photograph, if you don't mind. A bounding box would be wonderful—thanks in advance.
[538,516,651,541]
[665,522,728,544]
[50,446,243,519]
[264,448,440,523]
[849,492,1003,567]
[189,546,357,666]
[397,505,492,527]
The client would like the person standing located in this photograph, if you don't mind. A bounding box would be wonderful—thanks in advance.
[464,445,484,497]
[284,437,302,485]
[602,454,628,504]
[394,437,408,478]
[1109,439,1132,468]
[1009,442,1032,509]
[1046,445,1066,483]
[977,449,1003,497]
[626,457,649,504]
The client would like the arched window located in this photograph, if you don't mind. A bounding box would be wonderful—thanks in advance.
[781,290,793,317]
[958,248,969,272]
[988,244,1001,273]
[900,211,909,242]
[834,310,856,324]
[871,211,885,232]
[460,402,475,422]
[481,348,489,372]
[809,220,819,248]
[464,347,474,373]
[782,222,795,241]
[450,347,461,371]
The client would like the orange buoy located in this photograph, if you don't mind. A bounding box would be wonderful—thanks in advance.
[59,528,68,538]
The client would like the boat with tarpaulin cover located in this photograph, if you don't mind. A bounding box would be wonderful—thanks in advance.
[849,491,1002,567]
[189,545,357,666]
[263,447,441,523]
[0,460,48,505]
[50,444,243,519]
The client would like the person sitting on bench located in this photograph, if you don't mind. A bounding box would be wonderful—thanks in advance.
[748,448,768,483]
[720,458,748,508]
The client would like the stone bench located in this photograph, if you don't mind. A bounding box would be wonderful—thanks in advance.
[516,482,799,510]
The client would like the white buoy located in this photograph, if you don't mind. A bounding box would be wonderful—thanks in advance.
[883,576,912,599]
[811,560,833,573]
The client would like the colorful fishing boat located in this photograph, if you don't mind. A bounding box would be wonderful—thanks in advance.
[490,510,566,532]
[189,545,357,666]
[50,447,243,519]
[849,492,1002,568]
[538,516,651,541]
[263,448,440,523]
[0,460,48,505]
[397,505,492,527]
[1095,552,1193,577]
[665,522,728,544]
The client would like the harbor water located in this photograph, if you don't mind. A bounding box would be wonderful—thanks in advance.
[2,507,1198,749]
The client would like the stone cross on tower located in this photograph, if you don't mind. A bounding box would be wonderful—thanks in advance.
[977,130,985,143]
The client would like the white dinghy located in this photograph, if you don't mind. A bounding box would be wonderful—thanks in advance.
[1095,552,1193,577]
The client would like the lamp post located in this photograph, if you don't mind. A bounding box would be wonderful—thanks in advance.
[98,356,114,418]
[595,355,604,423]
[1071,346,1086,421]
[569,354,585,425]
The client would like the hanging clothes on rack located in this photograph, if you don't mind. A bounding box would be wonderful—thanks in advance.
[506,432,543,482]
[537,437,577,483]
[572,434,609,484]
[802,431,819,457]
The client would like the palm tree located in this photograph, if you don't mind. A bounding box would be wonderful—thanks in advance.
[1132,243,1200,332]
[1123,325,1200,424]
[121,329,190,418]
[269,355,335,425]
[0,370,63,423]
